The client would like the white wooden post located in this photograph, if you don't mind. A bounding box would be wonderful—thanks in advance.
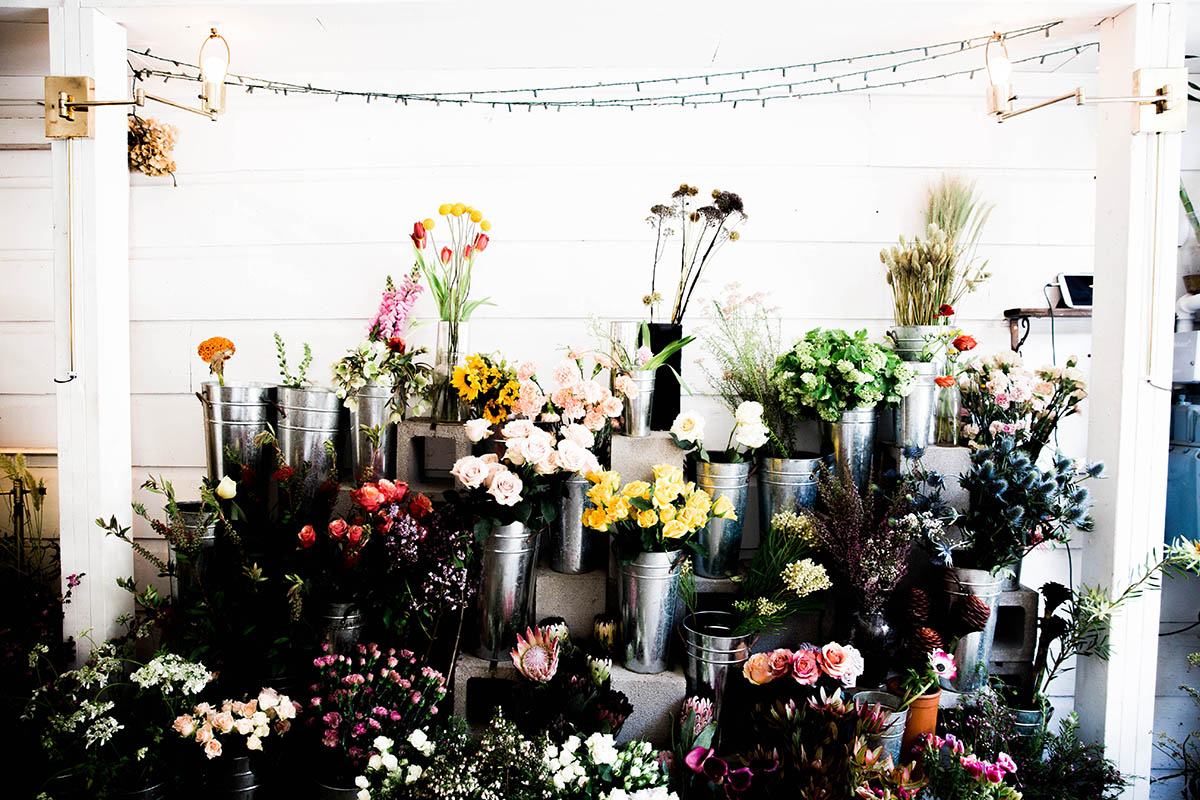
[1078,3,1184,797]
[48,3,134,651]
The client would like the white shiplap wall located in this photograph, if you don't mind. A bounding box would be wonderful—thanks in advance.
[2,13,1198,789]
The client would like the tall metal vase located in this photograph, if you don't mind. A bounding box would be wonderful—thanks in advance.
[822,406,878,491]
[168,501,217,603]
[694,461,751,578]
[318,602,364,655]
[618,550,683,673]
[349,385,399,481]
[895,362,939,451]
[756,454,824,536]
[275,387,342,509]
[198,381,273,487]
[943,567,1004,692]
[474,522,540,661]
[887,325,947,370]
[549,475,602,574]
[620,371,656,438]
[432,321,469,422]
[682,610,755,726]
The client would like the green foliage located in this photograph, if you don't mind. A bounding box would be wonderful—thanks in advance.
[1020,713,1126,800]
[273,331,312,388]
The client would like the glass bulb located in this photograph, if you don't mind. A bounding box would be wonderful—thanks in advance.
[199,31,229,115]
[988,53,1012,87]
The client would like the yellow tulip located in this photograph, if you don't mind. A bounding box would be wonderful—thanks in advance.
[470,209,483,223]
[422,218,435,231]
[662,520,689,539]
[637,509,658,529]
[481,220,492,232]
[438,203,451,216]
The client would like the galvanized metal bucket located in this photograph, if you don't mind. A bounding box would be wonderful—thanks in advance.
[895,362,940,451]
[198,382,273,486]
[694,461,751,578]
[313,781,360,800]
[318,602,363,655]
[757,454,824,535]
[682,610,755,723]
[275,387,342,507]
[943,567,1004,692]
[618,550,683,673]
[349,385,399,482]
[168,500,218,602]
[548,474,602,574]
[474,522,540,661]
[887,324,947,368]
[1012,706,1046,740]
[823,406,878,491]
[852,690,906,764]
[620,370,656,438]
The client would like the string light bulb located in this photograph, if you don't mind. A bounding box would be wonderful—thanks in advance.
[199,28,230,116]
[985,34,1013,116]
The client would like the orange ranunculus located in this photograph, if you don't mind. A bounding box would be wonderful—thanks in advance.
[952,334,977,352]
[934,376,956,388]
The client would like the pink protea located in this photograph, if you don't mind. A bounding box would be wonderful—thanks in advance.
[510,626,560,683]
[681,696,714,735]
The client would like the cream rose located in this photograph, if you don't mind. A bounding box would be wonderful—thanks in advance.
[502,419,536,439]
[465,418,493,443]
[487,469,524,506]
[450,456,490,489]
[204,738,223,759]
[553,440,591,474]
[563,423,595,449]
[520,431,556,467]
[734,401,764,425]
[670,410,705,443]
[742,653,773,686]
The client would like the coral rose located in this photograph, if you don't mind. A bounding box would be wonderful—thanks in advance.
[742,653,773,686]
[297,525,316,549]
[352,484,385,512]
[817,642,852,681]
[766,649,793,679]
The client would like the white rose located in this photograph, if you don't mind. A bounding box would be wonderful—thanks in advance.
[734,401,764,425]
[216,475,237,500]
[405,765,423,784]
[381,752,398,771]
[450,456,490,489]
[407,730,427,750]
[355,776,370,789]
[245,734,262,751]
[257,689,279,710]
[501,419,536,439]
[357,791,370,800]
[235,718,254,735]
[520,433,555,467]
[487,469,524,506]
[670,410,705,444]
[552,440,591,474]
[734,420,770,450]
[465,418,493,443]
[367,754,383,771]
[563,423,595,449]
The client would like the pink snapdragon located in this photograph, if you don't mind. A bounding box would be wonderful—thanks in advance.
[367,271,423,341]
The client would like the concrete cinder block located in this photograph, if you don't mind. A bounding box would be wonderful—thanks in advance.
[990,585,1039,665]
[536,567,607,642]
[610,431,685,484]
[395,418,473,495]
[451,653,686,746]
[887,444,971,512]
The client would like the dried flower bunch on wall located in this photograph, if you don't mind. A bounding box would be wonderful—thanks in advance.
[127,115,178,179]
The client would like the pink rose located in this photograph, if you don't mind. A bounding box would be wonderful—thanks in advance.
[204,738,223,760]
[817,643,852,682]
[563,423,595,449]
[502,419,536,439]
[212,711,235,734]
[451,456,490,489]
[328,519,347,539]
[346,525,364,545]
[742,653,773,686]
[766,649,793,679]
[487,469,524,506]
[352,484,385,512]
[173,714,196,738]
[298,524,316,549]
[790,649,821,685]
[519,432,555,467]
[516,361,538,381]
[614,373,637,399]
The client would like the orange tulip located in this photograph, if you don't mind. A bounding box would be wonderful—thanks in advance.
[439,247,452,265]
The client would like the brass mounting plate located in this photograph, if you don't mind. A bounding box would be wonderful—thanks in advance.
[45,76,95,139]
[1133,67,1187,133]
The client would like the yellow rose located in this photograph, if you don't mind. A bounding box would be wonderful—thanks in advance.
[480,220,492,232]
[636,509,658,529]
[679,506,708,531]
[712,495,736,520]
[653,482,681,508]
[588,485,614,507]
[622,481,651,499]
[658,506,676,524]
[607,497,631,521]
[662,520,689,539]
[652,464,684,486]
[686,488,712,511]
[583,508,610,531]
[438,203,451,216]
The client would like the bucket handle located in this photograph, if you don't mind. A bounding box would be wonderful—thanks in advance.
[195,391,211,409]
[268,397,286,420]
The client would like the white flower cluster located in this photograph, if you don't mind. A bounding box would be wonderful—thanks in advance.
[356,730,436,800]
[130,653,213,696]
[544,735,590,792]
[605,787,680,800]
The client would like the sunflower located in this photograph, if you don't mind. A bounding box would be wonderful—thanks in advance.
[451,366,478,402]
[498,380,519,407]
[482,399,508,424]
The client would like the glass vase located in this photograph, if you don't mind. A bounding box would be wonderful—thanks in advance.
[432,320,469,422]
[934,383,962,446]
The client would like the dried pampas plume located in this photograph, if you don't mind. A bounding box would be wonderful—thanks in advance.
[127,115,178,182]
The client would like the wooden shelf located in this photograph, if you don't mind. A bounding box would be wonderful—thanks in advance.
[1003,307,1092,352]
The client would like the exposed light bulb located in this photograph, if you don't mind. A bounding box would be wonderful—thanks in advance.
[199,29,230,116]
[988,53,1013,87]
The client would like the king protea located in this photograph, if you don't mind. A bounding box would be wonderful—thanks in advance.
[511,626,560,683]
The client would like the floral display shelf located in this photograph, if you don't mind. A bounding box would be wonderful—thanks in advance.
[1004,307,1092,354]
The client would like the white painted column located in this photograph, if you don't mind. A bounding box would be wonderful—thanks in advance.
[48,3,134,650]
[1078,3,1184,798]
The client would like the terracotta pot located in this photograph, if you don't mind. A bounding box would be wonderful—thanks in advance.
[901,687,941,758]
